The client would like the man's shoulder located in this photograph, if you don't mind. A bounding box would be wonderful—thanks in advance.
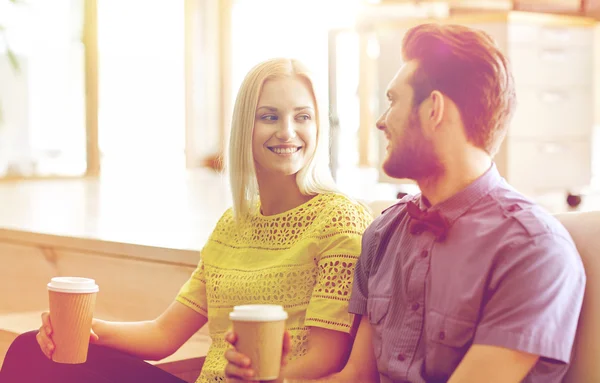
[359,194,416,264]
[363,195,413,234]
[378,194,415,216]
[481,185,573,244]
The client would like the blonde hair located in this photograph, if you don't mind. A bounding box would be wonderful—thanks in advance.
[228,58,338,220]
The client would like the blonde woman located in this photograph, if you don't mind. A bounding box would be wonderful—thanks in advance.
[1,58,372,383]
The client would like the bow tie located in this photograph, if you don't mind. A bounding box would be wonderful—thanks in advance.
[406,201,449,242]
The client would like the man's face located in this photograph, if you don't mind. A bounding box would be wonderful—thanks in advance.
[376,61,444,181]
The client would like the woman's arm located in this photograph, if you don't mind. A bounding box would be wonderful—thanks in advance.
[225,316,380,383]
[285,316,380,383]
[282,327,352,379]
[93,300,208,361]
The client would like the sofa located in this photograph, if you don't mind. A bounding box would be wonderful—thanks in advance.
[559,210,600,383]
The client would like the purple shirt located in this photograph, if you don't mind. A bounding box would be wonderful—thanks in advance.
[349,164,585,383]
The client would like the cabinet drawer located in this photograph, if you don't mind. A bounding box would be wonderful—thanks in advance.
[510,87,593,139]
[507,140,592,192]
[509,24,593,47]
[513,1,582,15]
[509,46,592,86]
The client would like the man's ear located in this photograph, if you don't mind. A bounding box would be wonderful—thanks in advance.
[429,90,444,126]
[420,90,445,137]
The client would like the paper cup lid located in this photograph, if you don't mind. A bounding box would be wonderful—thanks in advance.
[229,304,288,322]
[47,277,99,293]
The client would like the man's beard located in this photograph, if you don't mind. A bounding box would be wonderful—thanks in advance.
[382,111,444,181]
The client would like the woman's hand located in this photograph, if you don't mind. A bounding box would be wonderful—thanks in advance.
[224,330,291,383]
[36,311,99,359]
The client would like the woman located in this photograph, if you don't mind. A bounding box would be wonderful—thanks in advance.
[0,58,372,383]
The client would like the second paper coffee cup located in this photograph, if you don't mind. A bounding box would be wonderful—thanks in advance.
[229,304,288,380]
[47,277,99,364]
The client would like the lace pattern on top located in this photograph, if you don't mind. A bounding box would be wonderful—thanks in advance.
[176,193,373,383]
[212,194,371,249]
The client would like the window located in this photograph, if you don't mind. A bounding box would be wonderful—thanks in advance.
[0,0,86,177]
[97,0,185,175]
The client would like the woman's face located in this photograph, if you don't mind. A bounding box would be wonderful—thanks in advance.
[252,76,317,178]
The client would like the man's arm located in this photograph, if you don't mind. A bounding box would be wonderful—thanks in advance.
[447,232,584,382]
[447,344,539,383]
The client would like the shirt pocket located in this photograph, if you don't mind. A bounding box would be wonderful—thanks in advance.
[367,296,390,359]
[424,310,476,381]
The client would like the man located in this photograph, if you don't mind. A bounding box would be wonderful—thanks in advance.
[224,23,585,383]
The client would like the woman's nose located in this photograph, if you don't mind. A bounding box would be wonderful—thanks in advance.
[275,118,297,141]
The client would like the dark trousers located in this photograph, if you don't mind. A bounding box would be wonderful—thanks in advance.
[0,331,188,383]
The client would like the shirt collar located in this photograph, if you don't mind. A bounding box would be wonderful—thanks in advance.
[416,163,502,225]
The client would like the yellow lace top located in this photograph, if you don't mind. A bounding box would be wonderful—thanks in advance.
[176,193,373,383]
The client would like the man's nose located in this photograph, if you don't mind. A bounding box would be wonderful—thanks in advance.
[376,112,387,131]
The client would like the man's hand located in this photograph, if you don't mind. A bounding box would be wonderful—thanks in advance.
[224,330,291,383]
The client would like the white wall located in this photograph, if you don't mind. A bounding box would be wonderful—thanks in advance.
[593,24,600,182]
[0,55,30,176]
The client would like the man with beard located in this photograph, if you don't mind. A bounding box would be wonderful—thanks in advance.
[223,23,586,383]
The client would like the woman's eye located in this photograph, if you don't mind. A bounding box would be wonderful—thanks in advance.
[261,115,278,121]
[297,114,311,121]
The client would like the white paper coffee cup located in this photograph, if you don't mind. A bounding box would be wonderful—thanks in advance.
[229,305,288,380]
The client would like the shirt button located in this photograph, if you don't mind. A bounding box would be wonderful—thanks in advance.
[421,250,428,258]
[411,302,420,311]
[397,354,405,361]
[438,331,446,340]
